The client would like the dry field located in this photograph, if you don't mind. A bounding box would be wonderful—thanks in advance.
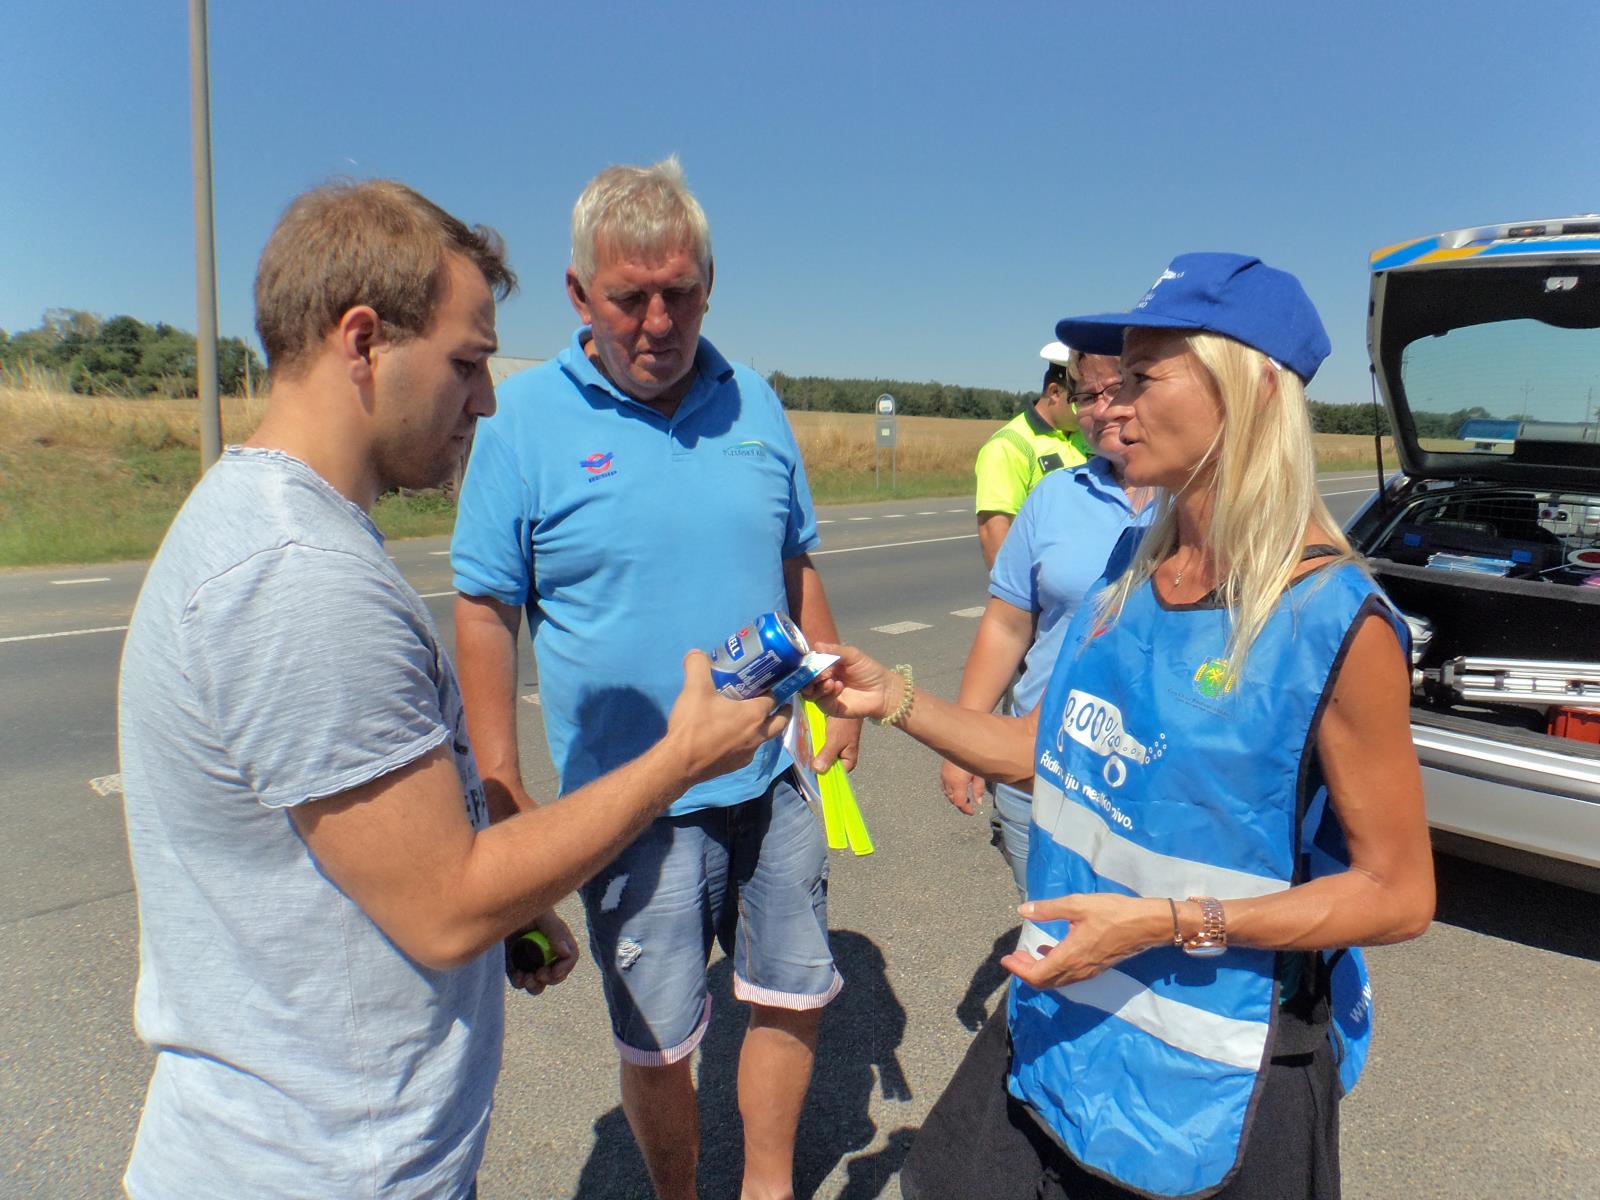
[0,385,1392,482]
[0,385,266,452]
[786,410,1001,476]
[1314,431,1398,473]
[0,391,998,478]
[789,409,1394,477]
[0,386,1393,566]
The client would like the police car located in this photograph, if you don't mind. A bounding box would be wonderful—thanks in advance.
[1345,216,1600,890]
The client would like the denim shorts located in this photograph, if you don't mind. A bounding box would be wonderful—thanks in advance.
[990,780,1032,901]
[578,770,841,1065]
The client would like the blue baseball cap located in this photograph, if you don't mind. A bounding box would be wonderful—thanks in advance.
[1054,252,1332,383]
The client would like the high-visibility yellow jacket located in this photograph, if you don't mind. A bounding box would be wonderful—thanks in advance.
[973,405,1090,516]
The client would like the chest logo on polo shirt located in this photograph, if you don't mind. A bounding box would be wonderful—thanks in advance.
[579,451,617,482]
[724,439,769,459]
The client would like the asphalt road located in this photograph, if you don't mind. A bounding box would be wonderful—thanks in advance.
[2,473,1597,1199]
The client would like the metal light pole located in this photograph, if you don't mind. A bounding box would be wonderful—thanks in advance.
[189,0,222,469]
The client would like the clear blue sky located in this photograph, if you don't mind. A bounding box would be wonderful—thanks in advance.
[4,0,1597,405]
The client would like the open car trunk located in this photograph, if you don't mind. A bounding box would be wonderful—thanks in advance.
[1355,220,1600,883]
[1361,221,1600,751]
[1356,481,1600,746]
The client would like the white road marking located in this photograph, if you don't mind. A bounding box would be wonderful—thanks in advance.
[50,577,110,586]
[1319,486,1378,498]
[817,519,835,525]
[430,550,451,556]
[6,527,985,646]
[848,516,874,522]
[520,692,541,706]
[812,533,977,557]
[946,508,965,513]
[0,624,129,645]
[882,513,905,519]
[89,774,123,797]
[951,606,986,618]
[917,511,938,516]
[873,620,932,635]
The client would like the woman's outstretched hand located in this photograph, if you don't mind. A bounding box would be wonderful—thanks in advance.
[1000,894,1167,990]
[805,642,896,722]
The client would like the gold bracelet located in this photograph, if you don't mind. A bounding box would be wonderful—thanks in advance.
[875,664,915,727]
[1168,897,1183,947]
[1181,895,1227,957]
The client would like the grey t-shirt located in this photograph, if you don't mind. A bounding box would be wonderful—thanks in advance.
[119,448,501,1199]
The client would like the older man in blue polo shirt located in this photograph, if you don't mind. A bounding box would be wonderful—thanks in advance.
[451,157,859,1200]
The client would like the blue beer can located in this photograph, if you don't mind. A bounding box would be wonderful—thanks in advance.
[708,611,809,700]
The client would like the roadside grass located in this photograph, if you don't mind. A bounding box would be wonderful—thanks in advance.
[372,490,459,540]
[1,387,1402,567]
[0,387,246,566]
[0,386,461,565]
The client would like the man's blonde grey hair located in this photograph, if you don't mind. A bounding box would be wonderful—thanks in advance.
[1092,331,1354,678]
[570,156,712,285]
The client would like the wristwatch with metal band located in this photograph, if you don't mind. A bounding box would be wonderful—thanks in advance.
[1182,896,1227,957]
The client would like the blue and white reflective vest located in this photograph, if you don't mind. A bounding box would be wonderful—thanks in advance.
[1008,540,1402,1198]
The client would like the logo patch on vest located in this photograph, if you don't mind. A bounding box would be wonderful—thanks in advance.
[1192,658,1238,698]
[724,439,769,459]
[1054,688,1166,789]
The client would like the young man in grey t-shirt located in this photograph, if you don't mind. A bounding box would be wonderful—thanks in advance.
[117,181,787,1199]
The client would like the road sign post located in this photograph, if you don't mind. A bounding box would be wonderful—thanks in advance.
[874,393,897,491]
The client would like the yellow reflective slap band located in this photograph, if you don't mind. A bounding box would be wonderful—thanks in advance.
[804,700,874,856]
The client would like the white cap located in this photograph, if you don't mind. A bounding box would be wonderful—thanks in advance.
[1039,340,1075,367]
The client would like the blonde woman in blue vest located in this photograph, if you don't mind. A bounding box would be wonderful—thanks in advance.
[812,254,1435,1200]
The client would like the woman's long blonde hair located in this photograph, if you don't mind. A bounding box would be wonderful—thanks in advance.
[1093,331,1354,677]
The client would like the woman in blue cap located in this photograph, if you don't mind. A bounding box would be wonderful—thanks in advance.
[813,254,1435,1199]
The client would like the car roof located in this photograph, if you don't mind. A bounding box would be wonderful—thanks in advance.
[1370,217,1600,273]
[1365,214,1600,491]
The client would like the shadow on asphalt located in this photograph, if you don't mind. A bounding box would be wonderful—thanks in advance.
[954,926,1019,1032]
[573,929,915,1199]
[1430,850,1600,962]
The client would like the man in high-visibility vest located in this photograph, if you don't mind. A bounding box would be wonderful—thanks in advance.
[972,341,1098,568]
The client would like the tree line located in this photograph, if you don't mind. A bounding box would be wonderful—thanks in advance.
[768,372,1036,420]
[2,308,1489,440]
[0,308,263,397]
[1308,399,1493,440]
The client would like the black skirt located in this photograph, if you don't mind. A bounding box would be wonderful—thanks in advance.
[899,996,1341,1200]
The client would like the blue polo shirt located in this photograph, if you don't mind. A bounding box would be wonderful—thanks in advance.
[989,457,1146,717]
[451,329,818,814]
